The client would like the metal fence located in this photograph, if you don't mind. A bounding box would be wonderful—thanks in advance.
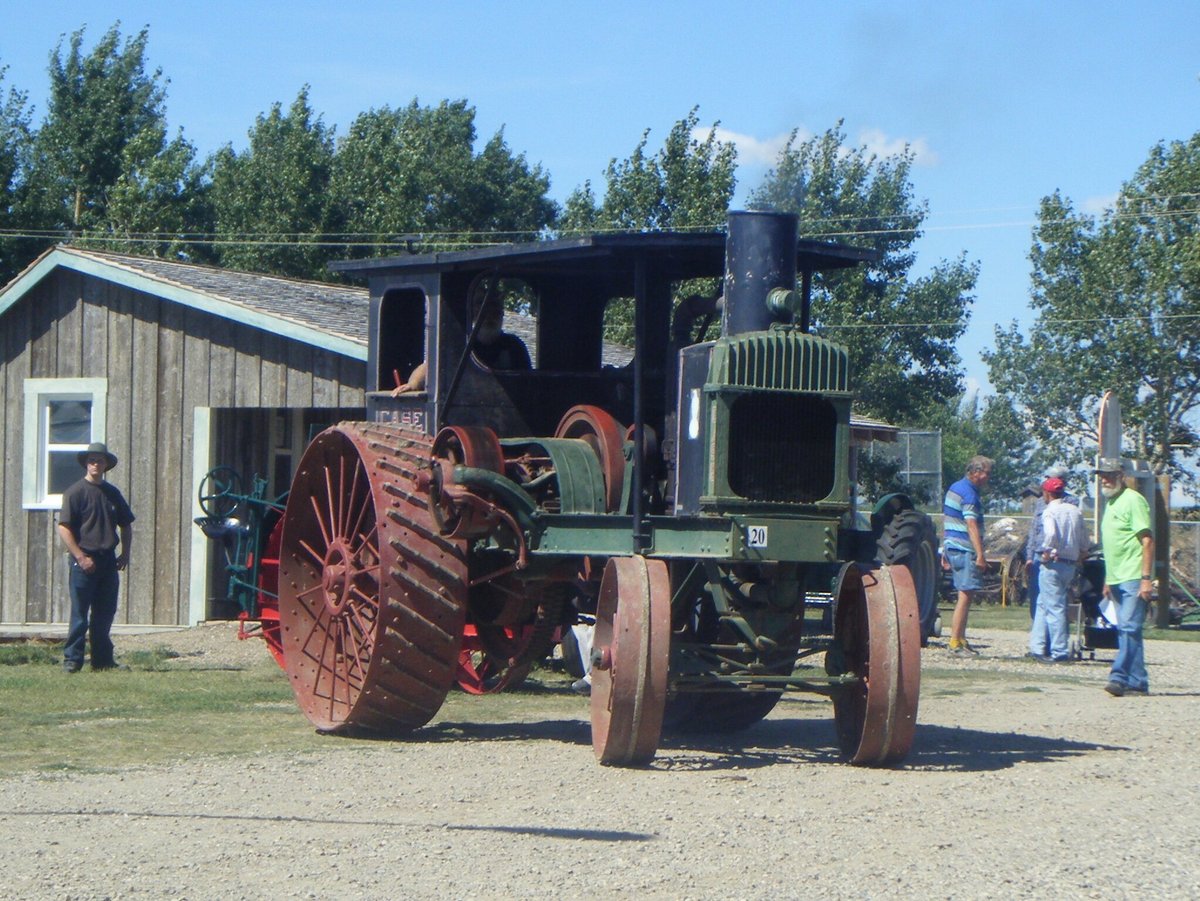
[967,513,1199,603]
[864,429,943,509]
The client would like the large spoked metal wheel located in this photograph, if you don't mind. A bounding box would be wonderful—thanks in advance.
[590,556,670,766]
[827,563,921,766]
[456,625,531,695]
[278,423,468,733]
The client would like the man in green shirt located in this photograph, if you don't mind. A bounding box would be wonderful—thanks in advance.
[1095,457,1154,696]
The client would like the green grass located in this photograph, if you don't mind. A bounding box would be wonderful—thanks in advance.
[0,647,584,778]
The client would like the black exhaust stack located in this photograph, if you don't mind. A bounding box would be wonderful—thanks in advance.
[722,211,799,337]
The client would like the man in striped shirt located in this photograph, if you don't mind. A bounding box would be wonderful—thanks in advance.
[942,455,994,656]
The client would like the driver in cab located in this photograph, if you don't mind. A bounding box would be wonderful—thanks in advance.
[392,295,531,395]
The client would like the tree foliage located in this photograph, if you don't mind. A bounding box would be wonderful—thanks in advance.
[2,24,207,271]
[0,63,33,279]
[560,107,736,234]
[927,393,1049,506]
[207,87,335,279]
[750,123,977,424]
[985,133,1200,486]
[329,99,555,258]
[23,26,168,229]
[561,109,737,345]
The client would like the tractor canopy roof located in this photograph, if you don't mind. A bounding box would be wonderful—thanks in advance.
[330,230,877,288]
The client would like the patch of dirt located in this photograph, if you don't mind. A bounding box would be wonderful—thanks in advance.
[2,624,1198,898]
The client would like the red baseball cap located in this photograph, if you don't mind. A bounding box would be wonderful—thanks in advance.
[1042,477,1065,495]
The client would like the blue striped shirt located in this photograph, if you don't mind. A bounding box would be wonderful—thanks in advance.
[943,477,983,552]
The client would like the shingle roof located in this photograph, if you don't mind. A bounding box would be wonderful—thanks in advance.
[62,247,370,346]
[0,245,369,359]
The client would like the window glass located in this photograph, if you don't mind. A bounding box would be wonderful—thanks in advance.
[49,451,81,495]
[49,400,92,444]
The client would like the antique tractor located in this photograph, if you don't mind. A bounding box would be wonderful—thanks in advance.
[276,211,928,766]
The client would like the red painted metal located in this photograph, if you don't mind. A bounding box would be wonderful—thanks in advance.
[278,422,468,733]
[554,405,627,512]
[428,425,506,538]
[590,556,670,765]
[234,515,285,669]
[829,563,921,765]
[455,624,532,694]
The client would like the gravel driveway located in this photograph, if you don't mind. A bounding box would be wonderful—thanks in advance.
[1,625,1197,899]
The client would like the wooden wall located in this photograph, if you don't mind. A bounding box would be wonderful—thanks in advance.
[0,268,365,626]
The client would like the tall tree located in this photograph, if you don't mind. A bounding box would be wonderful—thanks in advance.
[100,124,208,259]
[23,25,166,231]
[12,24,204,265]
[0,63,33,282]
[329,99,555,258]
[750,123,977,424]
[985,133,1200,486]
[208,87,335,278]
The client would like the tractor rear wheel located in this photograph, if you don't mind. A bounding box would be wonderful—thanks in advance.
[876,509,939,644]
[827,563,920,765]
[590,556,670,765]
[278,423,467,733]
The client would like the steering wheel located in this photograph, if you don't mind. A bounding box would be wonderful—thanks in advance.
[198,467,243,518]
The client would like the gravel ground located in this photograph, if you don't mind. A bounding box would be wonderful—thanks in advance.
[1,623,1198,899]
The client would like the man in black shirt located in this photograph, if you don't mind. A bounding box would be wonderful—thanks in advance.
[56,442,135,672]
[470,297,532,371]
[391,295,531,394]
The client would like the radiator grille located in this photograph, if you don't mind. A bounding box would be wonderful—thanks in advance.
[714,332,849,392]
[727,393,838,503]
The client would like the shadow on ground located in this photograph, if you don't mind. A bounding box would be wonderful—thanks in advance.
[359,708,1127,775]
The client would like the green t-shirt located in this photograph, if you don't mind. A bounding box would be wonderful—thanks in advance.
[1100,487,1151,584]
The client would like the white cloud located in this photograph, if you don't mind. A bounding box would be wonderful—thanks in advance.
[694,124,939,169]
[858,128,940,166]
[692,126,803,167]
[1081,193,1119,216]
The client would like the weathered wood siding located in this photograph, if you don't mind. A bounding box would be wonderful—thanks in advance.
[0,268,365,626]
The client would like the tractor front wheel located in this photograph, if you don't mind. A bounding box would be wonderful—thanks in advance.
[827,563,921,765]
[590,556,670,765]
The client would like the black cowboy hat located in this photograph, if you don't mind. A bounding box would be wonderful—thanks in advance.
[77,441,118,470]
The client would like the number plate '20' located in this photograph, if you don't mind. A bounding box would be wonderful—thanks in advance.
[746,525,768,549]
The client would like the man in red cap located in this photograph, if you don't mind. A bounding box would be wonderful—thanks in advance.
[1028,476,1089,661]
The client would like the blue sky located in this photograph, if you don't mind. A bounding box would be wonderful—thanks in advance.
[3,0,1197,402]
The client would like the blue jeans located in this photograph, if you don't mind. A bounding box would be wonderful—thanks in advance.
[1108,580,1149,692]
[1030,561,1073,660]
[944,546,983,591]
[1027,559,1040,621]
[64,552,120,668]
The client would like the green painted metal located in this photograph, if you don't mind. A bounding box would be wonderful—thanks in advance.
[518,437,607,514]
[527,512,840,563]
[708,329,851,393]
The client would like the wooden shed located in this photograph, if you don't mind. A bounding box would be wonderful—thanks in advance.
[0,246,368,629]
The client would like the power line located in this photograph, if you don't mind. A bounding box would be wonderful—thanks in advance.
[0,198,1197,249]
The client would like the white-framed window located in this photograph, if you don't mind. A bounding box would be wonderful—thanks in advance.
[22,378,108,509]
